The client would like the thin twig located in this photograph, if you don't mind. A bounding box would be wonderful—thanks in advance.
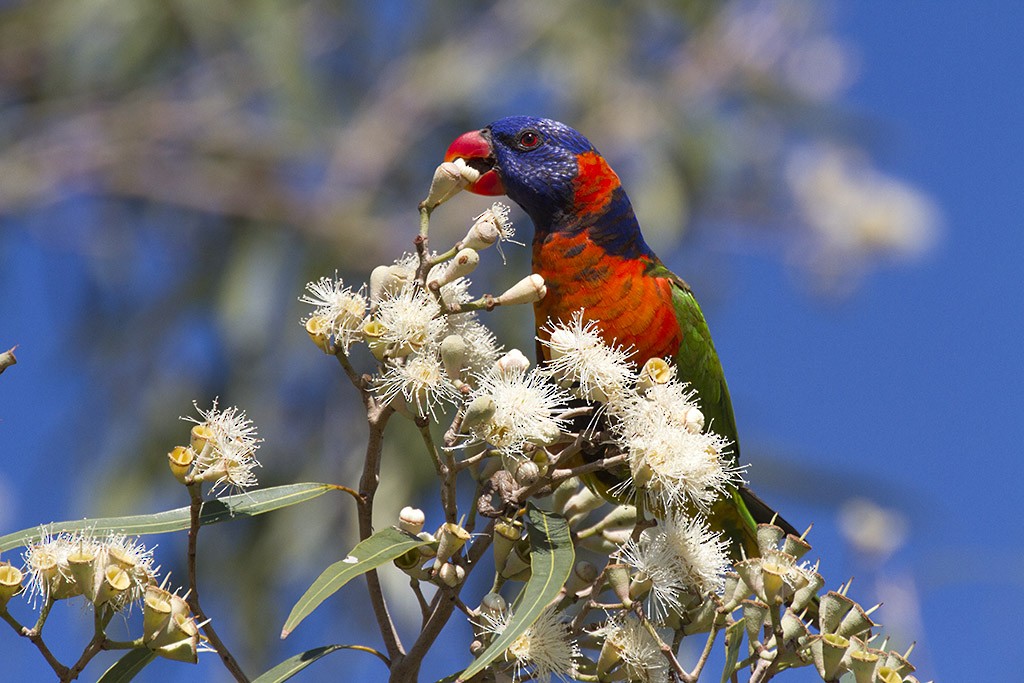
[185,484,249,682]
[0,605,69,678]
[357,402,403,662]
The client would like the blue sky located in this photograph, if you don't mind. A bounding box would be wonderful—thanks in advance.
[1,3,1022,681]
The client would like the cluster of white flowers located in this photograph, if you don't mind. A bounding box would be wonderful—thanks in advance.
[618,511,730,622]
[170,400,262,493]
[609,379,741,512]
[21,528,156,612]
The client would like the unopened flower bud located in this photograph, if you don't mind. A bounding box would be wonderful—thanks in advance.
[451,157,481,184]
[429,248,479,290]
[479,592,508,616]
[636,357,674,393]
[605,563,632,607]
[497,274,546,306]
[495,348,530,375]
[741,599,769,648]
[550,477,579,515]
[461,210,502,251]
[461,395,496,432]
[434,522,471,567]
[398,507,426,535]
[369,265,413,305]
[510,458,540,486]
[565,560,598,597]
[683,406,705,434]
[440,335,468,381]
[416,531,437,559]
[0,563,23,605]
[168,446,194,484]
[563,486,605,521]
[437,562,465,587]
[422,161,464,209]
[500,542,531,580]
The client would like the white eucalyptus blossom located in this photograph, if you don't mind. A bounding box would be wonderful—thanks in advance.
[610,381,741,512]
[478,606,580,683]
[594,613,669,683]
[442,316,502,379]
[463,367,568,455]
[373,283,445,356]
[186,400,262,493]
[374,352,459,419]
[539,311,635,403]
[617,528,688,623]
[299,273,368,351]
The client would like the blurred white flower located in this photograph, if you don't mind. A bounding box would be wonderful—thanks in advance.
[787,145,938,260]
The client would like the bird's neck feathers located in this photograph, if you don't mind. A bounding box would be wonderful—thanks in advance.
[531,152,655,261]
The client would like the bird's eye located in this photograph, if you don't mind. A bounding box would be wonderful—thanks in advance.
[516,130,541,150]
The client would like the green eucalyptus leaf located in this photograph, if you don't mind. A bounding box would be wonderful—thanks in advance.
[721,619,745,683]
[281,527,429,638]
[457,504,573,682]
[252,644,388,682]
[96,648,156,683]
[0,483,341,552]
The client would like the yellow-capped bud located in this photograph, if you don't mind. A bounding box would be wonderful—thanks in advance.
[190,424,215,455]
[369,265,413,306]
[304,315,332,353]
[362,318,388,360]
[167,446,195,484]
[0,563,24,605]
[810,633,850,681]
[496,274,546,306]
[492,520,521,572]
[636,357,674,393]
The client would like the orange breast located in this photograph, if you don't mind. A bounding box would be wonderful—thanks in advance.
[533,232,682,364]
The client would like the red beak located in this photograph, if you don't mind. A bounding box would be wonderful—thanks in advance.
[444,129,505,196]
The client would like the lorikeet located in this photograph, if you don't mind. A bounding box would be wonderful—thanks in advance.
[445,116,796,558]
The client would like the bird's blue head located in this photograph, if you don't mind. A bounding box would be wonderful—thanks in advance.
[447,116,611,230]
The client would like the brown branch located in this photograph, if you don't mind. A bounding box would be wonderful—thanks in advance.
[358,401,403,662]
[185,484,249,682]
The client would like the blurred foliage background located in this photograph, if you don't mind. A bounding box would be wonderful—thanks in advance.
[0,1,944,680]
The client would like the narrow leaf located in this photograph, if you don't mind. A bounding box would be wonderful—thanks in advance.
[252,644,388,683]
[458,505,574,682]
[282,527,429,638]
[96,649,157,683]
[720,620,745,683]
[0,483,340,552]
